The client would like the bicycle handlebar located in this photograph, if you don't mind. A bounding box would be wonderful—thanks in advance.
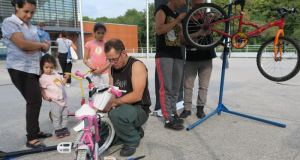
[75,71,86,78]
[75,70,93,84]
[271,7,298,15]
[110,88,122,98]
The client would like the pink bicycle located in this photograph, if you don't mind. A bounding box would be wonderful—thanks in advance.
[57,71,122,160]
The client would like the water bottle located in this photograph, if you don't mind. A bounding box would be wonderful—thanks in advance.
[37,28,45,43]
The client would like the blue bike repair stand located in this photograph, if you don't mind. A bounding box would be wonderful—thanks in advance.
[186,2,286,131]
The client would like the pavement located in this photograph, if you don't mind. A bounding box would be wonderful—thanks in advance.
[1,57,300,160]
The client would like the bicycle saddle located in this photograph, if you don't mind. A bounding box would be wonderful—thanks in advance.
[75,104,97,120]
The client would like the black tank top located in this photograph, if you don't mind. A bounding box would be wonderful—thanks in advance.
[111,57,151,113]
[154,4,183,60]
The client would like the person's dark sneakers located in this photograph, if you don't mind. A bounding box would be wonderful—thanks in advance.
[26,140,45,148]
[37,132,52,138]
[179,110,191,118]
[61,127,70,136]
[120,145,137,157]
[136,127,144,139]
[173,113,184,124]
[164,119,184,131]
[196,106,206,119]
[55,129,64,138]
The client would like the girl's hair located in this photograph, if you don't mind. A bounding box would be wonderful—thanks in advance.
[61,30,68,37]
[40,54,59,73]
[94,22,106,33]
[11,0,37,8]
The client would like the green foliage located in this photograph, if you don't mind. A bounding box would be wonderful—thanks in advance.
[84,1,300,46]
[212,0,300,44]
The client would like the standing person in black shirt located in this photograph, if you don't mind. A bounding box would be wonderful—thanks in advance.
[155,0,187,131]
[179,0,217,119]
[101,39,151,157]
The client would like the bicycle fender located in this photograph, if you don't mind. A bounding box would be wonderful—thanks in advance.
[73,121,84,132]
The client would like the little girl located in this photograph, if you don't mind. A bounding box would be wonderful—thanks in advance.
[83,22,110,86]
[39,54,70,138]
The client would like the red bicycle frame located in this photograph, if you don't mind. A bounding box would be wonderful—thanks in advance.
[207,10,285,60]
[208,11,285,39]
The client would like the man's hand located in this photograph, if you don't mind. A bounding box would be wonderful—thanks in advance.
[100,100,114,113]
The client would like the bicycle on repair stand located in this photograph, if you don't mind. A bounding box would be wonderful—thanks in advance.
[182,0,299,82]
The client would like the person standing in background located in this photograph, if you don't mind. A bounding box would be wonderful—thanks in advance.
[38,22,51,55]
[155,0,187,131]
[83,22,110,85]
[55,30,77,87]
[179,0,217,119]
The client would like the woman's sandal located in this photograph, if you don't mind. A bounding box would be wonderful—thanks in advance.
[26,140,45,148]
[37,132,53,138]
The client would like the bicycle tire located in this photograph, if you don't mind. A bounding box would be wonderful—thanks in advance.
[182,3,229,50]
[94,143,100,160]
[257,36,300,82]
[98,117,115,155]
[73,130,84,148]
[76,149,90,160]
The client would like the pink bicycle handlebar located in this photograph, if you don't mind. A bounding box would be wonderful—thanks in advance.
[110,88,122,97]
[75,71,85,78]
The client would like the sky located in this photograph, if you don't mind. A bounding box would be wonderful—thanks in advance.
[81,0,155,19]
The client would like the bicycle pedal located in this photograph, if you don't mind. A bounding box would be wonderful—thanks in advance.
[57,142,73,154]
[104,156,116,160]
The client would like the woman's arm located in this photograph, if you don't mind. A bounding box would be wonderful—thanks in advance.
[83,47,94,69]
[10,32,49,51]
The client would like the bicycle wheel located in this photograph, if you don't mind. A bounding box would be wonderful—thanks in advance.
[73,130,84,148]
[76,150,90,160]
[94,143,100,160]
[98,117,115,155]
[182,3,229,50]
[257,36,300,82]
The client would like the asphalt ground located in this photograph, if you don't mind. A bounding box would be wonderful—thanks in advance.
[1,57,300,160]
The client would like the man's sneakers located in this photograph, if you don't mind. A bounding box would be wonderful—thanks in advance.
[173,113,184,124]
[179,110,191,118]
[196,106,206,119]
[55,128,70,139]
[136,127,144,139]
[179,107,206,119]
[165,119,184,131]
[120,145,138,157]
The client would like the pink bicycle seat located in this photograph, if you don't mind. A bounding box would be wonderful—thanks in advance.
[75,104,97,120]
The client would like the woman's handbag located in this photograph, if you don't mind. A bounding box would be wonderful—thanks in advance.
[70,46,78,63]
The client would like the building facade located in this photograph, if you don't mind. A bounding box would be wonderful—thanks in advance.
[0,0,82,59]
[0,0,138,60]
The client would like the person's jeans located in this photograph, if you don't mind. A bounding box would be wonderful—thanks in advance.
[183,60,213,110]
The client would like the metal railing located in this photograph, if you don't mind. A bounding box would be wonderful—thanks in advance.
[0,45,297,60]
